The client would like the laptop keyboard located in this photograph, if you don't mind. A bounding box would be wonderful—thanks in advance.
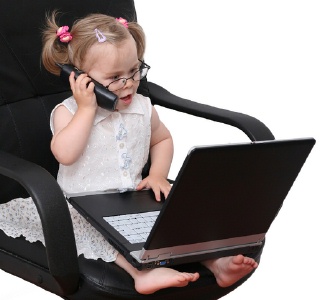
[103,211,160,244]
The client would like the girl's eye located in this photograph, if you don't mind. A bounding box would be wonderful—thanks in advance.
[111,75,120,81]
[130,68,139,76]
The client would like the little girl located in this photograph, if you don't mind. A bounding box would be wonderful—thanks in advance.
[0,12,258,295]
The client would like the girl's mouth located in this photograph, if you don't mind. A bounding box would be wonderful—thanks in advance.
[120,94,132,105]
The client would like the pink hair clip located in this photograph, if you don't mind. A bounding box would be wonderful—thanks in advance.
[116,17,128,28]
[56,26,73,43]
[94,28,107,43]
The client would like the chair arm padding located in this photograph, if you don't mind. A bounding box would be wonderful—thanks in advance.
[148,82,275,142]
[0,150,79,295]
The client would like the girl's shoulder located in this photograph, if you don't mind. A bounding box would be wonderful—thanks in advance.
[60,96,78,114]
[51,96,77,116]
[49,96,77,133]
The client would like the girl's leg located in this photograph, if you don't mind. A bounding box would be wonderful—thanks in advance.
[201,254,258,288]
[115,254,200,295]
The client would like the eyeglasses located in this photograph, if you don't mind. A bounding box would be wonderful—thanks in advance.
[105,60,150,92]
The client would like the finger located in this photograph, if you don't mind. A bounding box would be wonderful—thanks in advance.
[161,183,172,199]
[152,187,161,202]
[75,73,89,86]
[79,77,92,92]
[72,73,85,93]
[87,81,95,92]
[69,71,76,90]
[136,179,147,191]
[162,189,170,199]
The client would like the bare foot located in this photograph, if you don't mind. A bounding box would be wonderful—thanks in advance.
[115,254,199,294]
[202,255,258,288]
[134,268,200,294]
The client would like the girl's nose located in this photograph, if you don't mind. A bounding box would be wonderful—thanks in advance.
[123,77,134,89]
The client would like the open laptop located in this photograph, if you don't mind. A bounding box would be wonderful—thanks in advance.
[67,137,315,270]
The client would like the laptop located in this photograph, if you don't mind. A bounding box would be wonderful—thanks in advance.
[67,137,315,270]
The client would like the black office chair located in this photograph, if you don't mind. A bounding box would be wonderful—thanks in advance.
[0,0,274,299]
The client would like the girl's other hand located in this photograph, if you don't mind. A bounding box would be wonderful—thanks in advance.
[136,175,172,201]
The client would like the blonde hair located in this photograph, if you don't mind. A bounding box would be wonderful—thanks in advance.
[42,11,145,75]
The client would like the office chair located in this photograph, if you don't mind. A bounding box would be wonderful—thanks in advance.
[0,0,274,299]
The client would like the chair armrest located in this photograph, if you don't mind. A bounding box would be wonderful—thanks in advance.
[0,150,79,295]
[148,81,275,142]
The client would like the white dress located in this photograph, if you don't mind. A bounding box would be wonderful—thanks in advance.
[0,93,152,262]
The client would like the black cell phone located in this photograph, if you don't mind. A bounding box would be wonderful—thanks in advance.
[57,63,118,111]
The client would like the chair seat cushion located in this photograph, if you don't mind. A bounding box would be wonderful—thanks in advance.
[0,229,262,299]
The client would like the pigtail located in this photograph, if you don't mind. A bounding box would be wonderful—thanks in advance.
[128,22,146,60]
[41,11,72,75]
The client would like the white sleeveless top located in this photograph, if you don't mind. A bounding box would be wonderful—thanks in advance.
[0,93,153,263]
[50,93,152,196]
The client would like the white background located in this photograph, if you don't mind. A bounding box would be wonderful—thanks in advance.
[1,1,321,299]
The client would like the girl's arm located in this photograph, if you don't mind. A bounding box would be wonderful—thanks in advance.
[51,72,97,165]
[136,106,174,201]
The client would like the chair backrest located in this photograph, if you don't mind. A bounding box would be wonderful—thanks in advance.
[0,0,149,203]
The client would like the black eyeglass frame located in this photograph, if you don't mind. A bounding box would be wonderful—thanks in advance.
[105,59,151,92]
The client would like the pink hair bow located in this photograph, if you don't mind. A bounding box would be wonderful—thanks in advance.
[116,17,128,28]
[56,26,73,43]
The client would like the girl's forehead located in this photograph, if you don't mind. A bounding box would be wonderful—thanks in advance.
[85,37,138,72]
